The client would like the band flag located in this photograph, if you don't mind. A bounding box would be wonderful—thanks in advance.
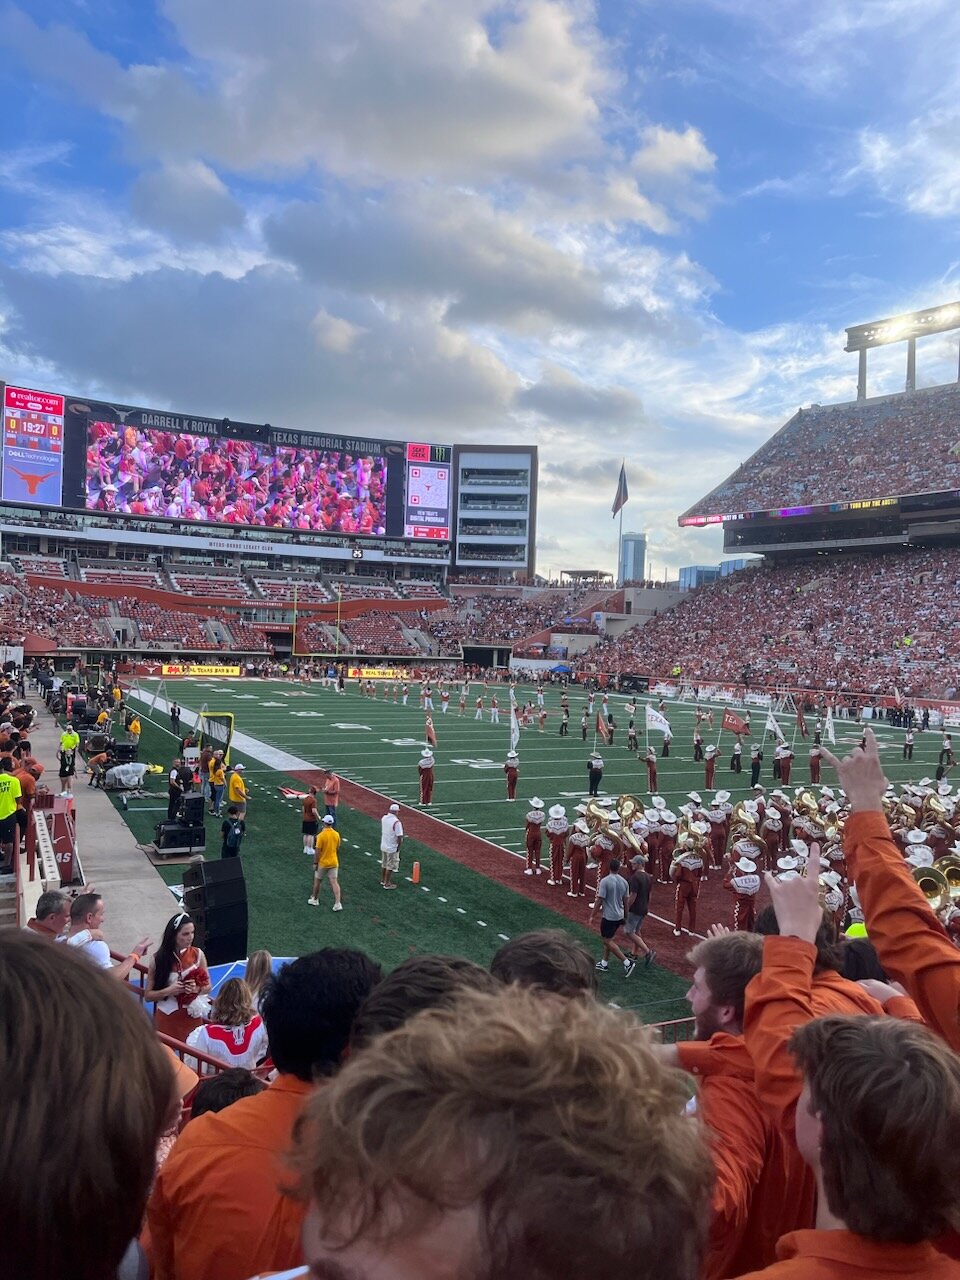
[645,706,671,734]
[765,710,786,743]
[722,707,748,735]
[796,707,809,738]
[596,711,611,744]
[425,716,437,747]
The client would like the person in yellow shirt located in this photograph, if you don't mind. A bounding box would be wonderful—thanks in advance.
[128,715,141,746]
[0,756,24,866]
[227,764,247,818]
[309,815,342,911]
[208,752,227,816]
[96,709,110,728]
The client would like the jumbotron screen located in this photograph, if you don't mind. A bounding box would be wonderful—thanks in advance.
[0,383,452,542]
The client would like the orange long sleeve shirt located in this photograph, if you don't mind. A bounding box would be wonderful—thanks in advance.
[148,1074,315,1280]
[676,1032,815,1279]
[736,1229,960,1278]
[843,809,960,1051]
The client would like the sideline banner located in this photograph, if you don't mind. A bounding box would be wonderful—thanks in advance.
[161,663,242,677]
[347,666,405,680]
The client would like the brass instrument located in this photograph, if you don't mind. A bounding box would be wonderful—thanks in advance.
[616,794,647,858]
[933,856,960,903]
[898,801,919,829]
[795,790,819,817]
[912,865,951,912]
[921,794,950,830]
[729,800,757,834]
[584,798,611,836]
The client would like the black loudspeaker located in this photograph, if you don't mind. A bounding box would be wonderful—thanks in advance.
[155,822,206,851]
[184,861,249,965]
[112,742,138,763]
[180,795,206,825]
[183,859,245,890]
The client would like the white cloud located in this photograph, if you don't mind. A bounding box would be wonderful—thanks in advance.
[130,161,246,241]
[855,111,960,217]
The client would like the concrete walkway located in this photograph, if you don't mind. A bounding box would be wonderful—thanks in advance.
[30,694,180,954]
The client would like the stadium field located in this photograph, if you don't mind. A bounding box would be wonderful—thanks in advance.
[116,676,942,1018]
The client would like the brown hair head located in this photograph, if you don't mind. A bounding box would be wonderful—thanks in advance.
[244,949,273,998]
[350,953,497,1051]
[0,932,173,1280]
[293,986,712,1280]
[790,1015,960,1241]
[687,932,763,1029]
[211,977,254,1027]
[490,929,598,999]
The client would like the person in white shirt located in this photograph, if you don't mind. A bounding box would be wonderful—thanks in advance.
[65,892,150,983]
[379,802,404,890]
[186,978,269,1073]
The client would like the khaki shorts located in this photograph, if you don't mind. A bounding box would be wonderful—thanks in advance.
[380,848,400,872]
[315,865,339,881]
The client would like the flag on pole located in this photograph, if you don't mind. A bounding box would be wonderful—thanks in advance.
[425,715,437,747]
[893,685,903,708]
[765,710,786,743]
[612,463,629,517]
[646,705,671,734]
[796,707,809,738]
[824,706,836,745]
[722,707,749,735]
[596,711,611,744]
[509,706,521,753]
[279,786,310,799]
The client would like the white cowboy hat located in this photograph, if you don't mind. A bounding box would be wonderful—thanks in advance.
[789,839,808,857]
[734,856,757,872]
[548,804,566,819]
[530,797,543,808]
[714,790,731,803]
[659,810,677,824]
[906,848,934,867]
[777,855,800,871]
[687,791,702,804]
[820,870,842,888]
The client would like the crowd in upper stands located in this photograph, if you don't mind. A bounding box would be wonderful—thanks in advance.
[586,547,960,698]
[683,383,960,519]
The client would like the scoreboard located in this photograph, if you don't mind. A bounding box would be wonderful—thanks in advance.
[403,442,451,540]
[1,385,65,507]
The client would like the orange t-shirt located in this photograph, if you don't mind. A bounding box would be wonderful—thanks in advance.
[736,1229,960,1278]
[147,1075,315,1280]
[843,810,960,1052]
[302,793,317,823]
[677,1032,814,1279]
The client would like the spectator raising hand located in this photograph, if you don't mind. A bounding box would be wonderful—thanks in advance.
[819,727,886,814]
[762,847,824,945]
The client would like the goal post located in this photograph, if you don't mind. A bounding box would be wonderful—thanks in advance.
[196,707,236,763]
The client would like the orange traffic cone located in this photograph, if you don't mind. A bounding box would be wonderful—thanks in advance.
[412,861,421,884]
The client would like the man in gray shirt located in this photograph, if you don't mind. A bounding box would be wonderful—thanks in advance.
[589,858,636,976]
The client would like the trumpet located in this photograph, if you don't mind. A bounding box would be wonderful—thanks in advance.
[912,865,951,912]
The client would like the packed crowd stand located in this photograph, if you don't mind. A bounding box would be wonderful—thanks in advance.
[7,719,960,1280]
[585,547,960,699]
[683,382,960,519]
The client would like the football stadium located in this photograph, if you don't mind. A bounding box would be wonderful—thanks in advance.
[4,8,960,1278]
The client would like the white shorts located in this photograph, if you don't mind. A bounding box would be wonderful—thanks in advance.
[380,848,400,872]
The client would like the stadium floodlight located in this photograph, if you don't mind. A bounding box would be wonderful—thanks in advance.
[844,300,960,352]
[844,299,960,400]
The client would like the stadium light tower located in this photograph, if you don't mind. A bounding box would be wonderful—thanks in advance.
[844,300,960,400]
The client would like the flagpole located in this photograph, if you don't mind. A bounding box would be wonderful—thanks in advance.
[617,458,625,586]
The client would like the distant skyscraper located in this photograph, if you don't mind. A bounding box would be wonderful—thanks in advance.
[619,532,647,584]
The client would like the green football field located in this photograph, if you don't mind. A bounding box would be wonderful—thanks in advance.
[115,676,938,1020]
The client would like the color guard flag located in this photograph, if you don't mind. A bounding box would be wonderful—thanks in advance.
[510,706,521,753]
[646,705,671,734]
[796,707,809,738]
[596,711,611,744]
[765,710,786,743]
[722,707,749,735]
[278,786,310,799]
[824,706,836,745]
[425,716,437,747]
[612,463,629,517]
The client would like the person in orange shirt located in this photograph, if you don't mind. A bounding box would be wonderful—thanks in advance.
[301,785,319,855]
[148,947,382,1280]
[738,850,960,1279]
[290,986,714,1280]
[821,728,960,1051]
[321,768,340,826]
[657,932,815,1279]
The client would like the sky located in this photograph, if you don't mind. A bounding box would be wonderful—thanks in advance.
[0,0,959,579]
